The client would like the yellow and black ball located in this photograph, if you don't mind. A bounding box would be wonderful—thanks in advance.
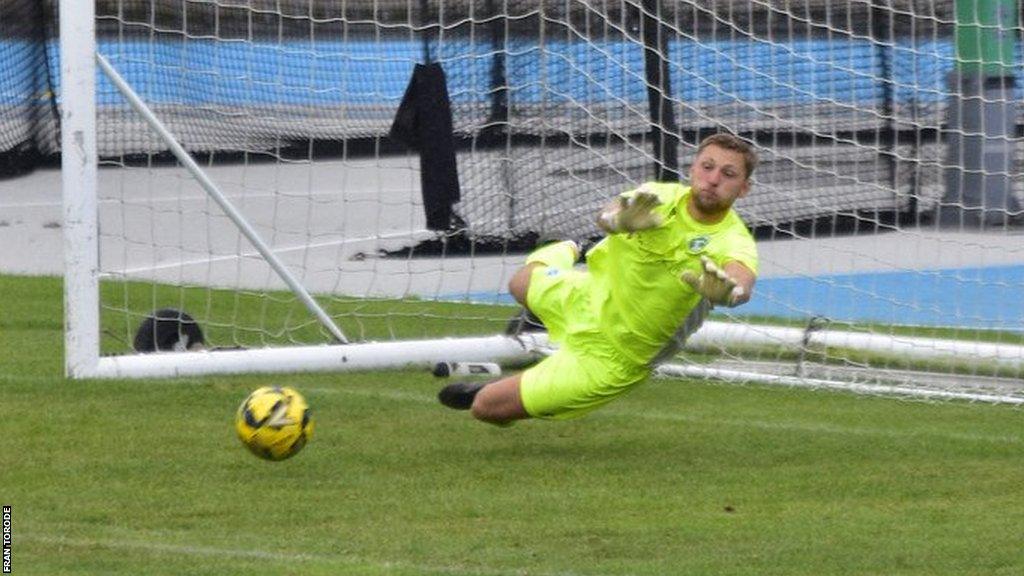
[234,386,313,461]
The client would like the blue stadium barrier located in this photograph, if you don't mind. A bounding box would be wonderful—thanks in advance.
[9,39,1023,107]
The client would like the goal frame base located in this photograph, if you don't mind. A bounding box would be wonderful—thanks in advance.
[80,334,547,379]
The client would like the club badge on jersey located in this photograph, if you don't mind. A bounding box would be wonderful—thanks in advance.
[687,236,709,254]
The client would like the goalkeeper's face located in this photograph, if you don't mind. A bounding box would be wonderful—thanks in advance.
[688,145,751,217]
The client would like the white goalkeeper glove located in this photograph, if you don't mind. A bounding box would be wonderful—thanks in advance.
[680,256,745,307]
[599,190,664,233]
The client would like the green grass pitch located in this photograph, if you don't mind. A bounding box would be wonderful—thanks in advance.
[1,274,1022,575]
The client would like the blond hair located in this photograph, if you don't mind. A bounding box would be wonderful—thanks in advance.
[696,133,758,179]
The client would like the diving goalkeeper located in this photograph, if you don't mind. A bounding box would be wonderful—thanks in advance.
[439,133,759,425]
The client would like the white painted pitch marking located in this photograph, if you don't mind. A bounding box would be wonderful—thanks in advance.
[109,230,432,276]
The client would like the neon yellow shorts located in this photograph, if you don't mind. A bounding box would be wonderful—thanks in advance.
[521,265,649,420]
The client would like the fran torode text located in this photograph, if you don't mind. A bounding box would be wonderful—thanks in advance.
[2,505,10,574]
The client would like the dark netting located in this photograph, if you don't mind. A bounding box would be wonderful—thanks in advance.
[0,0,60,177]
[434,1,971,243]
[5,1,1022,239]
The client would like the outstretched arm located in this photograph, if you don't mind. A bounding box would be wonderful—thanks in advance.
[681,256,756,307]
[596,190,663,234]
[722,260,755,306]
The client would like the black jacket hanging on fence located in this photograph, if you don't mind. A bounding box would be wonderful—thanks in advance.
[389,63,461,231]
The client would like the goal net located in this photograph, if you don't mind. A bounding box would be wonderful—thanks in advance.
[46,1,1024,402]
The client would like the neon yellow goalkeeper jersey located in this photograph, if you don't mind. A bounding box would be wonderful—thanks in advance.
[584,181,758,366]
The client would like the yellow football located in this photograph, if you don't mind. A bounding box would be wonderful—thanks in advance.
[235,386,313,461]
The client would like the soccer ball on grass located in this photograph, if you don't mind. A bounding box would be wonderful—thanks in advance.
[235,386,314,461]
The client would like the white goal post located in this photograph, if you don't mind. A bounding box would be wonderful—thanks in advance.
[59,1,1023,404]
[60,0,99,378]
[61,0,543,380]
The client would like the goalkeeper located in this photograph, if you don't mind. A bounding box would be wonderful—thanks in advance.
[439,133,759,425]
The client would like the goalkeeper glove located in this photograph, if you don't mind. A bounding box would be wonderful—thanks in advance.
[680,256,745,307]
[599,190,664,233]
